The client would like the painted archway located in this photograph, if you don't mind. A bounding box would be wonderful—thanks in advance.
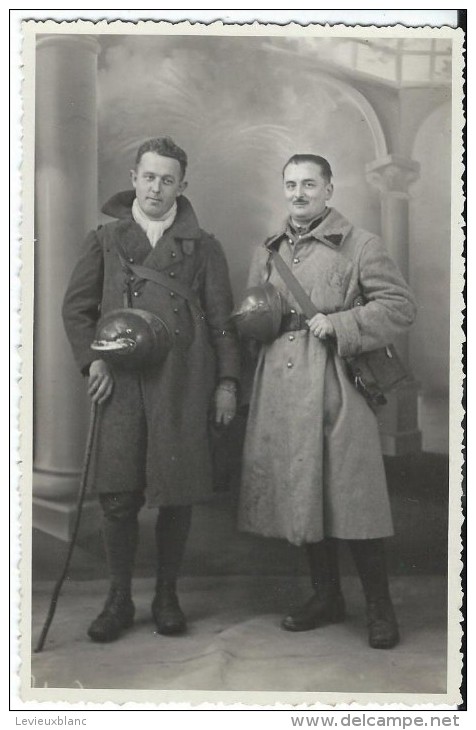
[97,35,387,295]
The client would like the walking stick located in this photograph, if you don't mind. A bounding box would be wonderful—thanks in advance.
[34,401,99,653]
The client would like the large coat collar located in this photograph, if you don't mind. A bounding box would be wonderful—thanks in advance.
[264,207,353,251]
[102,190,201,238]
[102,191,202,270]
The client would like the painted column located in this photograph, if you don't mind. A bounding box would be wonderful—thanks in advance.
[366,154,422,455]
[34,34,100,537]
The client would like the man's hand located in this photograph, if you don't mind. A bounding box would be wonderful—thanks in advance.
[214,380,237,426]
[307,313,335,340]
[88,359,114,404]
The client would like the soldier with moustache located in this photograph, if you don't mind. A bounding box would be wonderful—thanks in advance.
[236,154,416,649]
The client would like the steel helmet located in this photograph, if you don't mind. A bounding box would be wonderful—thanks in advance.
[231,282,283,343]
[91,308,172,370]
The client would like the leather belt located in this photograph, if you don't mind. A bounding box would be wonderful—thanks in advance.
[280,312,309,333]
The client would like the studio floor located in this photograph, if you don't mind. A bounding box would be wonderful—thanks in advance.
[30,574,447,697]
[27,422,453,702]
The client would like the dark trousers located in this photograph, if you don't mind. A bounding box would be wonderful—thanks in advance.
[99,493,192,593]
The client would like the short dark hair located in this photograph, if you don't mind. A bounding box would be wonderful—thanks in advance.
[135,137,188,179]
[282,154,333,183]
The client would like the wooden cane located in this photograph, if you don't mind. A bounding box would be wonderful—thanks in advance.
[34,401,99,653]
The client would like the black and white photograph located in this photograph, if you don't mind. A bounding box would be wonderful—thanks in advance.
[14,13,465,710]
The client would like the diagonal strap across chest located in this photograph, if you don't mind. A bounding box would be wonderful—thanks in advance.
[128,262,203,312]
[115,245,203,315]
[270,250,318,319]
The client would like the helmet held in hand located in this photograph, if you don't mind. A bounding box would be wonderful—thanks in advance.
[231,283,283,343]
[91,308,172,370]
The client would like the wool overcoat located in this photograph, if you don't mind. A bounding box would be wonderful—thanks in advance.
[63,192,240,506]
[238,208,416,545]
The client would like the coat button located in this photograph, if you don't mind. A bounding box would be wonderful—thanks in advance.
[288,334,295,341]
[169,291,175,298]
[171,252,177,258]
[174,329,180,335]
[288,238,293,244]
[129,276,135,282]
[169,271,176,278]
[290,308,296,314]
[293,258,300,264]
[173,307,179,313]
[133,291,140,297]
[287,361,293,368]
[128,257,134,263]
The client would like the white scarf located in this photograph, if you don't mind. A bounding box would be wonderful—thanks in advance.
[132,198,177,247]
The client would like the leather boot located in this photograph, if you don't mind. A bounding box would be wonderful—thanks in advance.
[152,505,192,635]
[366,597,400,649]
[348,538,400,649]
[282,539,346,632]
[87,586,135,643]
[87,493,143,642]
[151,581,186,635]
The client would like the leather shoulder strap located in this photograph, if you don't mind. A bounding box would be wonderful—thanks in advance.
[270,251,318,319]
[114,244,203,314]
[129,262,202,311]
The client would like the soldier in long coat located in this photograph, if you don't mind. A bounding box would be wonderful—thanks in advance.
[238,154,416,649]
[63,137,240,643]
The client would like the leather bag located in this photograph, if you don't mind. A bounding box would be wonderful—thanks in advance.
[270,250,410,407]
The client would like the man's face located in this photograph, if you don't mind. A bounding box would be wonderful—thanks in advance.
[131,152,187,220]
[283,161,333,224]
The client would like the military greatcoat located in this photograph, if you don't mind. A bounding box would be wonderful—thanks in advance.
[63,192,240,506]
[238,208,416,545]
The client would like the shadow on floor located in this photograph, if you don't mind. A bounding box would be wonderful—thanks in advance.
[28,452,452,701]
[30,574,447,697]
[32,452,449,583]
